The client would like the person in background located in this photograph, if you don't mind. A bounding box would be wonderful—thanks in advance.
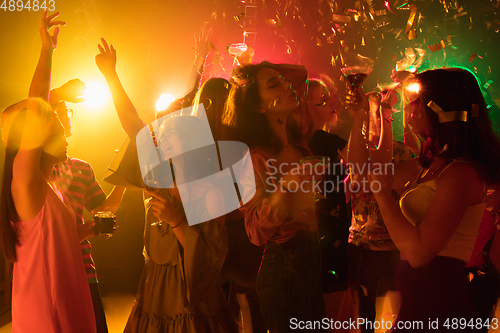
[224,61,327,332]
[192,77,267,333]
[346,84,412,332]
[49,79,125,333]
[95,37,237,332]
[301,78,353,329]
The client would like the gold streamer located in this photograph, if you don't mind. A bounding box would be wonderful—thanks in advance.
[405,4,418,40]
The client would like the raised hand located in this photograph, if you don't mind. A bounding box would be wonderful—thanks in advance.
[40,10,66,51]
[51,79,87,103]
[95,38,117,77]
[194,26,212,60]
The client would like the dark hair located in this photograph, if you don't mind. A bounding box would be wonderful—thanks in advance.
[415,68,500,184]
[192,77,232,141]
[222,61,302,154]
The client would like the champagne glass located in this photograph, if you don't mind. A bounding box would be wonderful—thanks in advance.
[341,54,374,92]
[341,54,374,140]
[299,156,330,200]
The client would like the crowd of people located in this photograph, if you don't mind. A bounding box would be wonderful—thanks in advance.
[2,11,500,333]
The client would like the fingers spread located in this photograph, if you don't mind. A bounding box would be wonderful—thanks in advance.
[46,11,60,22]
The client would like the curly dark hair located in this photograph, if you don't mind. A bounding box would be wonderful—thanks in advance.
[222,61,302,154]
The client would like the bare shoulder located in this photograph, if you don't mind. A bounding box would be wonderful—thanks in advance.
[437,161,484,205]
[204,187,224,219]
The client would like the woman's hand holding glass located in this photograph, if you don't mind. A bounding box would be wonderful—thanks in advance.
[346,86,370,123]
[145,190,184,228]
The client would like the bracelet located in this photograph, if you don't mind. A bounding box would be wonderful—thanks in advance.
[171,216,186,229]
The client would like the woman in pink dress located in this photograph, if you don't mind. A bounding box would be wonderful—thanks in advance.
[0,12,96,333]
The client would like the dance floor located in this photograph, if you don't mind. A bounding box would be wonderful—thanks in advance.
[0,294,498,332]
[0,294,136,333]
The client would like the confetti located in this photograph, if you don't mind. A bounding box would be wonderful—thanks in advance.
[469,53,483,62]
[210,42,221,66]
[234,12,245,22]
[384,1,396,14]
[374,9,387,16]
[340,40,349,52]
[449,11,467,20]
[446,35,458,50]
[332,14,352,24]
[427,39,446,52]
[392,54,397,61]
[405,4,418,40]
[262,0,266,9]
[266,18,277,27]
[484,80,494,89]
[275,14,282,28]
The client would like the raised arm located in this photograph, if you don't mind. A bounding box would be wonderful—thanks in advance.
[92,186,126,213]
[12,12,66,221]
[182,27,212,107]
[372,89,397,166]
[28,11,65,101]
[95,38,144,138]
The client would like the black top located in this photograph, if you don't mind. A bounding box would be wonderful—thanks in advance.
[308,130,350,293]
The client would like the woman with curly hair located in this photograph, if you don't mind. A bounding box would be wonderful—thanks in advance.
[223,61,327,332]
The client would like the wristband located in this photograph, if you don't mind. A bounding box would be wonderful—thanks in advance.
[171,216,186,229]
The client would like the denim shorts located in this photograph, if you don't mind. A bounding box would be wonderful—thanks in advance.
[256,231,327,332]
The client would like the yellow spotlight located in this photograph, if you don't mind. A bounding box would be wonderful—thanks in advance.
[156,94,176,112]
[406,82,420,94]
[84,83,108,109]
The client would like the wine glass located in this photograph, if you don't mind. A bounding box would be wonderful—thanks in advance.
[299,156,330,200]
[341,54,374,92]
[341,54,374,140]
